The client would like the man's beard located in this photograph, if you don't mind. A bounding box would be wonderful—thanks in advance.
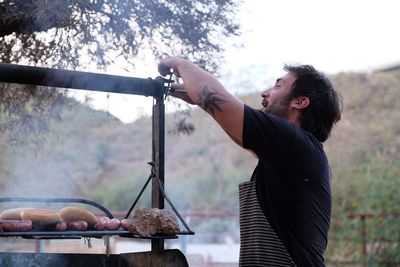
[262,99,290,120]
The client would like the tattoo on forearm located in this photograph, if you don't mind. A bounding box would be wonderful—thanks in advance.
[196,86,227,117]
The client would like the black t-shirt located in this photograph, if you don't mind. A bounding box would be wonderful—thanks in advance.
[242,104,331,267]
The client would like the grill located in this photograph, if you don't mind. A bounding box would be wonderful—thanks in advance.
[0,63,194,266]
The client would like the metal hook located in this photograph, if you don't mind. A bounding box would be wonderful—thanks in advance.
[164,71,174,100]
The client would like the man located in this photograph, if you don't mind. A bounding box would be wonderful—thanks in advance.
[158,57,342,266]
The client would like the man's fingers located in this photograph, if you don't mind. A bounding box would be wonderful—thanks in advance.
[158,63,172,76]
[170,82,185,90]
[158,57,182,77]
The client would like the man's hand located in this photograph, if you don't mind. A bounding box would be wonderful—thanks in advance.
[157,57,245,146]
[158,57,195,104]
[168,87,195,105]
[158,57,186,77]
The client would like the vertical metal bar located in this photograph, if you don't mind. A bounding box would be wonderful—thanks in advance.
[361,214,367,267]
[151,88,165,251]
[35,240,40,253]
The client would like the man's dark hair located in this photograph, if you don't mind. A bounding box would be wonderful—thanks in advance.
[284,64,342,142]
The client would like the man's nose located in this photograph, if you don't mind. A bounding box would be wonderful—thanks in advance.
[261,89,270,98]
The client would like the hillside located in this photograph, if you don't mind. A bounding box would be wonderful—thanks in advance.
[1,69,399,262]
[1,70,399,214]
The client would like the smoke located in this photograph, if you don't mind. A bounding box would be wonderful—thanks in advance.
[0,252,118,267]
[5,141,102,197]
[0,87,151,202]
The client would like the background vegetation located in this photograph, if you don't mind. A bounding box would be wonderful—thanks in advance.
[0,0,241,143]
[1,0,240,71]
[1,68,399,265]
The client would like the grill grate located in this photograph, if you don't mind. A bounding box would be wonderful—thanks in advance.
[0,230,178,239]
[0,196,194,239]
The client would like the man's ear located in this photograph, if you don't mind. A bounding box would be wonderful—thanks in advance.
[291,96,310,110]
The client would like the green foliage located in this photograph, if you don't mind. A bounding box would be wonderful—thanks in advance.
[0,0,241,71]
[0,82,71,146]
[324,70,400,265]
[87,175,152,212]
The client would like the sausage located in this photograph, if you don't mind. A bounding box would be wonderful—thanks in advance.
[54,221,67,231]
[121,219,129,230]
[94,217,108,230]
[46,221,67,231]
[106,218,121,230]
[0,220,33,232]
[67,220,88,231]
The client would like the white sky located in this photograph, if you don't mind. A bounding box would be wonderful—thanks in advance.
[229,0,400,74]
[77,0,400,123]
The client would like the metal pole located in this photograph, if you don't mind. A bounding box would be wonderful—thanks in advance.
[151,84,165,251]
[361,214,367,267]
[0,63,161,96]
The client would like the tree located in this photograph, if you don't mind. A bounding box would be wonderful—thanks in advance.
[0,0,241,71]
[0,0,241,140]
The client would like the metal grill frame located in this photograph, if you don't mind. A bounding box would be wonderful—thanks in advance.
[0,63,194,251]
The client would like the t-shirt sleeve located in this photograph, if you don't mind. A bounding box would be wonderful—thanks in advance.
[243,104,296,165]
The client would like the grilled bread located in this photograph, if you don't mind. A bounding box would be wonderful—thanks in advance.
[59,207,97,225]
[20,208,61,225]
[0,208,33,220]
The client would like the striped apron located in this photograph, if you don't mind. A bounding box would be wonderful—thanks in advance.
[239,180,296,267]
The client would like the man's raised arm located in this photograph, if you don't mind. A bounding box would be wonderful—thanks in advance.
[158,57,244,146]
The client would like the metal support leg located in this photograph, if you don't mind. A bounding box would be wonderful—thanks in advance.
[151,91,165,251]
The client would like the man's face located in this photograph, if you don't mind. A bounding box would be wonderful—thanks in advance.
[261,72,297,119]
